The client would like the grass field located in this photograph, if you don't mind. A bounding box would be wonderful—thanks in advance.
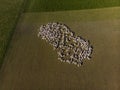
[0,0,120,90]
[0,7,120,90]
[25,0,120,12]
[0,0,120,68]
[0,0,26,68]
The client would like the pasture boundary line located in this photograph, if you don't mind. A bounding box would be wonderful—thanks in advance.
[0,0,29,69]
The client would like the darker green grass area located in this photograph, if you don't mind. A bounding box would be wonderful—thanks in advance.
[0,0,27,68]
[25,0,120,12]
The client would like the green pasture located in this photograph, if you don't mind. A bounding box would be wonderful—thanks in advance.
[0,0,120,89]
[0,0,120,69]
[0,7,120,90]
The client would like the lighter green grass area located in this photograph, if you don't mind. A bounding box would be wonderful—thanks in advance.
[1,7,120,90]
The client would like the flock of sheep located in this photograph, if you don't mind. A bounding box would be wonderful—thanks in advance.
[38,22,93,67]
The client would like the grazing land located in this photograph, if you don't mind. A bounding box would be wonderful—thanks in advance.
[0,0,26,68]
[0,0,120,68]
[25,0,120,12]
[0,7,120,90]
